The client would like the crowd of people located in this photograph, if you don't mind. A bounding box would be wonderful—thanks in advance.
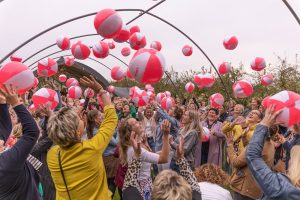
[1,76,300,200]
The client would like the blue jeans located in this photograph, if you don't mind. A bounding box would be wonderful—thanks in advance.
[147,137,156,152]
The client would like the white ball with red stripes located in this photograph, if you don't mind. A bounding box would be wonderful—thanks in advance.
[129,32,147,50]
[0,62,35,94]
[182,45,193,56]
[58,74,67,83]
[68,86,82,99]
[251,57,266,71]
[113,25,130,43]
[92,41,109,58]
[161,96,175,112]
[32,88,59,110]
[261,74,273,86]
[37,57,58,77]
[66,78,79,88]
[64,56,75,67]
[218,62,232,75]
[185,82,195,93]
[150,41,162,51]
[111,66,126,81]
[129,48,165,84]
[232,80,253,98]
[121,47,131,57]
[56,36,70,50]
[71,41,90,60]
[209,93,224,108]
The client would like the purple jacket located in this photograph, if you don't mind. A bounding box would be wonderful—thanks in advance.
[194,120,226,167]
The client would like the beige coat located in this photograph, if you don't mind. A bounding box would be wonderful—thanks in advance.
[227,140,275,199]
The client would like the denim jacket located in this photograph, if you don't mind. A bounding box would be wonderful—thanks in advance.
[246,124,300,200]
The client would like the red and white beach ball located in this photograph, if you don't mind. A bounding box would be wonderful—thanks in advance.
[84,88,95,98]
[129,48,165,84]
[129,86,139,97]
[68,86,82,99]
[130,25,140,36]
[223,36,238,50]
[0,62,35,94]
[113,25,130,43]
[94,9,123,38]
[56,36,70,50]
[150,41,162,51]
[165,91,171,97]
[262,96,270,108]
[161,96,175,111]
[129,32,146,50]
[251,57,266,71]
[232,80,253,98]
[218,62,232,75]
[33,77,39,88]
[107,85,115,93]
[28,104,36,111]
[111,66,126,81]
[79,99,85,106]
[209,93,224,108]
[261,74,273,86]
[71,41,90,60]
[185,82,195,93]
[32,88,59,109]
[10,54,22,62]
[64,56,75,67]
[121,47,131,57]
[202,127,210,142]
[131,88,150,107]
[108,41,115,49]
[58,74,67,83]
[156,92,166,103]
[126,68,134,80]
[145,84,155,93]
[37,57,58,77]
[194,73,215,88]
[264,90,300,127]
[182,45,193,56]
[66,78,79,88]
[92,41,109,58]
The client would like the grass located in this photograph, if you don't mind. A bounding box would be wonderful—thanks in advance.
[113,189,121,200]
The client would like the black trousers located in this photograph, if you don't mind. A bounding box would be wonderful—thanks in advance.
[232,191,255,200]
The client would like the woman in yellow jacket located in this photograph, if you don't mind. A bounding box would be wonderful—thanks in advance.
[222,110,263,154]
[47,76,118,200]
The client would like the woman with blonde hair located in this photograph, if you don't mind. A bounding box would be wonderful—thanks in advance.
[47,76,118,200]
[246,105,300,199]
[170,110,202,171]
[118,118,170,200]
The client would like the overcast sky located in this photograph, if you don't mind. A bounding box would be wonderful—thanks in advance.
[0,0,299,80]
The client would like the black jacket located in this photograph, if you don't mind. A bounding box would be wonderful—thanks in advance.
[0,104,41,200]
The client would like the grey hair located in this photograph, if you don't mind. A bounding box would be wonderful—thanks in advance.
[48,107,80,149]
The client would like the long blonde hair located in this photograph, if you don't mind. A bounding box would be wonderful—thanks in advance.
[118,119,132,165]
[182,110,203,138]
[288,145,300,187]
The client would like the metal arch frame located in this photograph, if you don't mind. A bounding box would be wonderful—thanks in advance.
[1,5,231,97]
[0,0,166,64]
[42,54,112,71]
[282,0,300,26]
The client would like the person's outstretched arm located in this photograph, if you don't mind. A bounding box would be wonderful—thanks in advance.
[246,105,300,199]
[0,85,39,169]
[80,76,118,152]
[0,103,12,142]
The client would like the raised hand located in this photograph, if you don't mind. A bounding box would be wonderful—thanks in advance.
[161,120,171,136]
[260,104,282,127]
[80,75,103,93]
[226,133,234,145]
[130,131,141,157]
[176,136,184,159]
[0,84,21,107]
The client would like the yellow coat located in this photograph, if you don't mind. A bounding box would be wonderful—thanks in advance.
[47,105,117,200]
[222,122,256,153]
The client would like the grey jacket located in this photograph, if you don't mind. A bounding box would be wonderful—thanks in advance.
[246,124,300,200]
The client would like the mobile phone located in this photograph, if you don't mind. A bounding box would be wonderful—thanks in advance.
[83,97,90,111]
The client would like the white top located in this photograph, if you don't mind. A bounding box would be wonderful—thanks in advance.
[199,182,233,200]
[127,146,159,181]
